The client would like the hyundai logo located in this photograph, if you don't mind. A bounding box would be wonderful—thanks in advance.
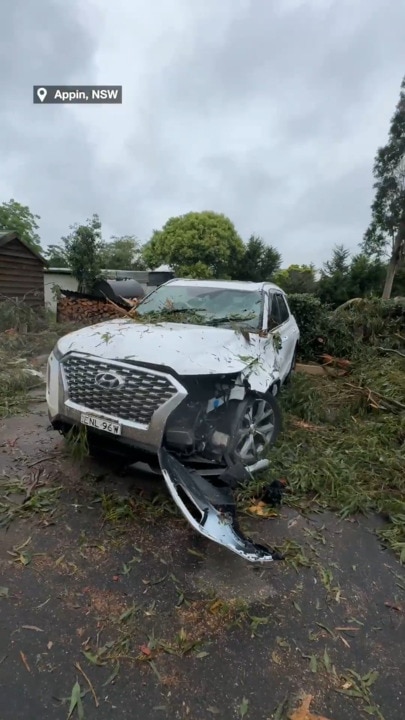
[94,371,124,390]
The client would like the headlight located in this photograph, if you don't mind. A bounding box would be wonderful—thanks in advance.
[51,343,63,361]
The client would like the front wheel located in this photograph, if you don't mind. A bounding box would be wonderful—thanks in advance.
[227,391,282,466]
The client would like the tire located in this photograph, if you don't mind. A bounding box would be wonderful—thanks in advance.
[227,391,282,466]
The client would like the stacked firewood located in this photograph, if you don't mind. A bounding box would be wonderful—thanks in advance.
[57,297,136,324]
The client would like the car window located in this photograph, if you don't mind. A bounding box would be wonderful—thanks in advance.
[276,294,290,324]
[268,293,290,329]
[268,293,282,330]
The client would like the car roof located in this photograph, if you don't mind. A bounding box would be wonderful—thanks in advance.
[164,278,285,293]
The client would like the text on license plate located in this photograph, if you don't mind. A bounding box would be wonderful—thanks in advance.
[81,413,121,435]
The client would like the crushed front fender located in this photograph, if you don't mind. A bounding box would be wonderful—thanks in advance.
[158,448,275,563]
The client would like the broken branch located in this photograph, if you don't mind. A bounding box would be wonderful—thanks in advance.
[343,383,405,412]
[377,347,405,359]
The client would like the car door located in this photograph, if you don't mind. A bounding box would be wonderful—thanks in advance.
[276,292,299,376]
[267,291,297,382]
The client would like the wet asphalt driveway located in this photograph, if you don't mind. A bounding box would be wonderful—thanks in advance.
[0,405,404,720]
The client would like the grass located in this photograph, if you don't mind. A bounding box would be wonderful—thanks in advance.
[0,299,82,417]
[242,350,405,560]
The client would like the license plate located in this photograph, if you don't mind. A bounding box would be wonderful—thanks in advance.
[81,413,121,435]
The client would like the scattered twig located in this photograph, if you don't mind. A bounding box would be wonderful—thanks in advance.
[384,601,403,613]
[26,455,58,468]
[75,661,99,708]
[344,382,405,412]
[105,296,138,319]
[377,346,405,358]
[335,627,360,632]
[24,469,43,501]
[20,651,31,672]
[22,625,44,632]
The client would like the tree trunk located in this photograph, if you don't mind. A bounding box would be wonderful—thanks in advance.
[382,222,405,299]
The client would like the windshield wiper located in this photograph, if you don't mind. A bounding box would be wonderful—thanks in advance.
[210,315,256,326]
[142,307,206,317]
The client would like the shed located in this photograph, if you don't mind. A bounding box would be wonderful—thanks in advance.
[0,231,47,308]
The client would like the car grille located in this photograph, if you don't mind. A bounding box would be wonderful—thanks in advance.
[62,355,178,425]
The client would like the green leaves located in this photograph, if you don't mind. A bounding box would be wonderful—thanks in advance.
[142,211,245,279]
[62,214,103,294]
[338,669,384,719]
[238,697,249,718]
[362,75,405,296]
[67,681,84,720]
[0,199,42,253]
[273,264,316,295]
[235,235,281,283]
[99,235,145,271]
[82,650,106,667]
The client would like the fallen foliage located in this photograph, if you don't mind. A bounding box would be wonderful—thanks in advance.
[0,346,45,417]
[255,350,405,558]
[0,472,61,528]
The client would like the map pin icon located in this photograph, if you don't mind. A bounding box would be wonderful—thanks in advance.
[37,87,47,103]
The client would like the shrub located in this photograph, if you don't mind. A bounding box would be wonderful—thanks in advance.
[287,294,326,360]
[0,298,48,333]
[288,294,405,362]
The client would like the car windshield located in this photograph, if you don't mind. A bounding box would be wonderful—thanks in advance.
[135,284,263,329]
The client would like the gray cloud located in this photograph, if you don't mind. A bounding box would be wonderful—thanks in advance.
[0,0,110,242]
[0,0,404,266]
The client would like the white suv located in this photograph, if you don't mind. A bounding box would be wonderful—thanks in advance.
[47,278,299,563]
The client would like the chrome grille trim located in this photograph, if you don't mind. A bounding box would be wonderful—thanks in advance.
[62,354,179,426]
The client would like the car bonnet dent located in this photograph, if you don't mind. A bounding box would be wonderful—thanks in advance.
[56,319,280,382]
[232,334,279,394]
[158,448,275,563]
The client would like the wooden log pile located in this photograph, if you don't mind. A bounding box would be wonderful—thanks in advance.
[57,296,128,324]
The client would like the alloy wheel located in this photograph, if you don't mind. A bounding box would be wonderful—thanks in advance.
[233,397,276,464]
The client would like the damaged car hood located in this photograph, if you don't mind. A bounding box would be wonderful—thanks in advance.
[57,318,278,380]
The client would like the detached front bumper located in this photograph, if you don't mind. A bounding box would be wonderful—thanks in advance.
[159,448,275,563]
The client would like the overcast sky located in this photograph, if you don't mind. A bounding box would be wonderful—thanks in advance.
[0,0,404,267]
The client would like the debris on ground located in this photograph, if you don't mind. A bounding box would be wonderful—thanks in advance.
[288,694,333,720]
[247,500,278,518]
[266,352,405,559]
